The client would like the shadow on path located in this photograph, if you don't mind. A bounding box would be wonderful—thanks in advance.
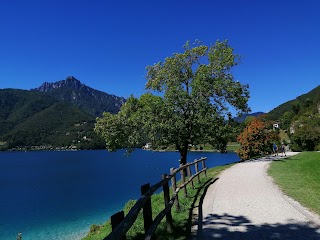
[196,213,320,239]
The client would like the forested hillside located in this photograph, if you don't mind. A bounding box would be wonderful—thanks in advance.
[268,85,320,121]
[0,89,104,150]
[267,85,320,151]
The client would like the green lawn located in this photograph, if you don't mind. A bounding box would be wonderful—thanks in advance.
[83,164,233,240]
[268,152,320,215]
[226,143,240,152]
[155,142,240,152]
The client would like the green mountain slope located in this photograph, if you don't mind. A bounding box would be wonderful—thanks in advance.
[0,89,57,135]
[268,85,320,120]
[266,85,320,151]
[0,89,104,150]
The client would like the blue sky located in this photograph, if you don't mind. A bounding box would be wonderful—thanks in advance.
[1,0,320,113]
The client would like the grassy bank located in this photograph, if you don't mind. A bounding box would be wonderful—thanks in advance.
[226,143,240,152]
[83,164,234,240]
[155,142,240,152]
[268,152,320,215]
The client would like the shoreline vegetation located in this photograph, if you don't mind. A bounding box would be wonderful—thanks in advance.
[151,142,240,153]
[83,163,235,240]
[0,143,241,153]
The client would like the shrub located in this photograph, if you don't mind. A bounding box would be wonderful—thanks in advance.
[237,115,279,160]
[90,224,102,234]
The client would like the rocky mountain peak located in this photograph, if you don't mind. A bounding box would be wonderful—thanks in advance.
[64,76,82,87]
[66,76,77,81]
[36,76,84,92]
[32,76,126,116]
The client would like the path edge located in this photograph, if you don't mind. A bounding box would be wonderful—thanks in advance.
[263,161,320,227]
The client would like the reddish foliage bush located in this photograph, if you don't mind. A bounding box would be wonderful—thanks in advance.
[237,115,278,160]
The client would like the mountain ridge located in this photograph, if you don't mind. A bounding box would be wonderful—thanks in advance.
[32,76,126,116]
[267,85,320,121]
[0,89,105,150]
[233,112,265,123]
[0,76,127,150]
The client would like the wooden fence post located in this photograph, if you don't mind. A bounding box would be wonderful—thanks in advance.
[162,174,173,233]
[141,183,153,234]
[170,167,180,211]
[195,161,200,184]
[202,158,207,177]
[180,164,187,197]
[111,211,126,240]
[187,165,194,189]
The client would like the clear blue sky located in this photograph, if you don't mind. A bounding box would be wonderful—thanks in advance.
[1,0,320,113]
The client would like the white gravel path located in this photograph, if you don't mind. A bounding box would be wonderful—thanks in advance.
[192,152,320,239]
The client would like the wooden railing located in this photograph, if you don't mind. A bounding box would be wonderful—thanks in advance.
[104,157,208,240]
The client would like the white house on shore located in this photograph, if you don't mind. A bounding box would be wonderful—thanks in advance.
[143,143,152,150]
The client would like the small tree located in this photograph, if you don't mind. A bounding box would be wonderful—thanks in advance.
[95,40,250,164]
[237,115,278,160]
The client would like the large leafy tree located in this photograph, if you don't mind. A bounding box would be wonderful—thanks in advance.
[95,40,250,164]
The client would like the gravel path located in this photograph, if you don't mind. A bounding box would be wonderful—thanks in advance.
[192,152,320,239]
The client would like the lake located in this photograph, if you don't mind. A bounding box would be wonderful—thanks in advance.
[0,149,239,240]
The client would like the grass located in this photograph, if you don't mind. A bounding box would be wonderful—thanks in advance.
[226,143,240,152]
[154,142,240,152]
[198,143,240,152]
[82,164,234,240]
[268,152,320,215]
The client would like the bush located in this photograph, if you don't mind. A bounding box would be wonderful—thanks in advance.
[237,115,279,160]
[290,114,320,151]
[315,144,320,151]
[89,224,102,234]
[290,143,303,152]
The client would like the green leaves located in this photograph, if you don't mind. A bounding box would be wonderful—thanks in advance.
[291,115,320,151]
[96,40,250,162]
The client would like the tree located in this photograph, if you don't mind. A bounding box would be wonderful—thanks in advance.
[95,40,250,164]
[237,115,279,160]
[280,111,295,130]
[292,102,300,115]
[291,115,320,151]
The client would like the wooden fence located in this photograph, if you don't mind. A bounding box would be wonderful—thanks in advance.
[103,157,208,240]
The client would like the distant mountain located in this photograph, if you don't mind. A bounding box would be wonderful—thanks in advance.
[32,76,126,116]
[0,89,105,150]
[233,112,265,123]
[268,85,320,120]
[0,76,127,150]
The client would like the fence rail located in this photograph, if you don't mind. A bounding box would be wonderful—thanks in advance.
[104,157,208,240]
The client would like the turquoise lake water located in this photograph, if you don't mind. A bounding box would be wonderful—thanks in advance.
[0,149,239,240]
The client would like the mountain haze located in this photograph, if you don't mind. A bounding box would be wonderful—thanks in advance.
[233,112,265,123]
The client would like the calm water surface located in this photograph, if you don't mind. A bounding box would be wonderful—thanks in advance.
[0,149,239,240]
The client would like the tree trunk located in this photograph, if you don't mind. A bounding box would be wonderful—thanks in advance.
[179,146,188,165]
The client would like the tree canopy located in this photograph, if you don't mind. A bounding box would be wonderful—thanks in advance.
[291,114,320,151]
[95,40,250,164]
